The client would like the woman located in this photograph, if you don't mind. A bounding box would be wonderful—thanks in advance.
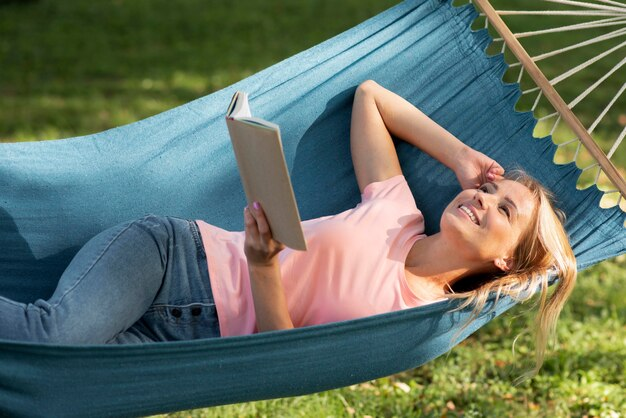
[0,80,575,373]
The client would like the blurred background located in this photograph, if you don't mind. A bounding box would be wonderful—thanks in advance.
[0,0,624,416]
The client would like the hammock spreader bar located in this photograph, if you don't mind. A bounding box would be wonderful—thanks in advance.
[0,0,624,416]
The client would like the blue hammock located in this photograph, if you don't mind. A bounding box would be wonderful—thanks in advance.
[1,0,624,416]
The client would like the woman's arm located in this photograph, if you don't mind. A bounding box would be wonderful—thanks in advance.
[350,80,503,192]
[243,203,294,332]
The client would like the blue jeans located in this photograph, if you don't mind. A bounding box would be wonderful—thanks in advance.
[0,215,221,344]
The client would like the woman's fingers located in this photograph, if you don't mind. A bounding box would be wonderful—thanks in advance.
[244,206,260,242]
[486,160,505,181]
[251,202,272,240]
[244,202,285,266]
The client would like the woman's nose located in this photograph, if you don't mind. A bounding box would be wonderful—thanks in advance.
[475,190,495,209]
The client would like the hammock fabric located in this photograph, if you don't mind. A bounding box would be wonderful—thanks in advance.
[1,0,624,416]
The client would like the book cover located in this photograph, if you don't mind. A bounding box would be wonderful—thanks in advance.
[226,91,307,251]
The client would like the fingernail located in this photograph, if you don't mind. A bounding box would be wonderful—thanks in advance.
[253,201,260,210]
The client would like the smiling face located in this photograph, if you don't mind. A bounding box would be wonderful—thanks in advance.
[440,179,538,272]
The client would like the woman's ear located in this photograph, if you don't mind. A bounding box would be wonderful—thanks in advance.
[494,257,513,272]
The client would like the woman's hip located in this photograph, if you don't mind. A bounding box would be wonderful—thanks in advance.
[110,215,220,343]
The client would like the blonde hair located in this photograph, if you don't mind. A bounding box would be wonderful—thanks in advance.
[448,170,577,378]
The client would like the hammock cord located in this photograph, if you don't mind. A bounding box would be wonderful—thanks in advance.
[550,115,562,136]
[607,124,626,159]
[587,82,626,135]
[516,65,524,82]
[567,55,626,108]
[596,0,626,9]
[554,42,625,89]
[496,11,625,16]
[532,90,544,111]
[469,0,626,202]
[508,27,626,66]
[538,111,559,122]
[492,17,626,39]
[545,0,626,13]
[519,40,626,97]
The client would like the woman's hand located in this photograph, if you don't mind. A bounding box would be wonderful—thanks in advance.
[453,146,505,190]
[243,202,293,332]
[244,202,285,267]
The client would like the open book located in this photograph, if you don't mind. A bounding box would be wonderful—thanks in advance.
[226,91,307,251]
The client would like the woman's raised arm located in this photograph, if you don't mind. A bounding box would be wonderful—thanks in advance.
[350,80,503,192]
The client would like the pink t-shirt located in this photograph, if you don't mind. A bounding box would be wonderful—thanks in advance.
[196,175,431,337]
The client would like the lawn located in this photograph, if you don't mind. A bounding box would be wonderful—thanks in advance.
[1,0,624,416]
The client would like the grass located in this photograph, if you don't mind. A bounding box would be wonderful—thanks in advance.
[1,0,624,416]
[0,0,399,141]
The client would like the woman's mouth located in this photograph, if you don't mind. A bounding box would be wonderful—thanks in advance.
[458,204,479,225]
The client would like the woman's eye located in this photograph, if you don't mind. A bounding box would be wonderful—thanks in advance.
[500,205,511,219]
[479,185,489,192]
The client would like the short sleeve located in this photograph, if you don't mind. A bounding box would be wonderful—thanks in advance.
[361,175,418,212]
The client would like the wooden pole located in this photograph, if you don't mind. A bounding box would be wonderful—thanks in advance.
[473,0,626,199]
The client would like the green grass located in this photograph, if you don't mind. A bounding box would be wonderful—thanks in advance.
[0,0,398,141]
[1,0,624,416]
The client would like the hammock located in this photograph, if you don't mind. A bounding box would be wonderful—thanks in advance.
[0,0,624,416]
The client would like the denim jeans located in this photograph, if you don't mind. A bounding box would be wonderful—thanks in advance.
[0,215,221,344]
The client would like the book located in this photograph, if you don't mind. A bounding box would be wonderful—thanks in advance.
[225,91,307,251]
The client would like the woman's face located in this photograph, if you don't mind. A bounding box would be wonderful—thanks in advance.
[440,179,537,271]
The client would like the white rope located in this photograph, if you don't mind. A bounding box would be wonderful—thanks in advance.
[587,83,626,134]
[607,125,626,159]
[521,40,626,95]
[532,90,544,111]
[596,0,626,9]
[567,54,626,109]
[516,66,524,83]
[594,165,602,185]
[538,113,556,122]
[517,63,524,84]
[495,16,626,40]
[581,162,600,171]
[538,112,558,122]
[507,27,626,67]
[550,115,562,135]
[544,0,626,14]
[573,140,583,162]
[497,10,625,16]
[557,137,580,147]
[557,82,624,175]
[544,0,626,13]
[553,40,626,86]
[596,0,626,8]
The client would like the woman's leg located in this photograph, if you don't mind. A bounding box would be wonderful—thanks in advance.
[0,215,171,344]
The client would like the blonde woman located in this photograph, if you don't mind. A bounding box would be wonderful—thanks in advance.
[0,80,575,374]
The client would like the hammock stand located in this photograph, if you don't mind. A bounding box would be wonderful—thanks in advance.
[0,0,624,416]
